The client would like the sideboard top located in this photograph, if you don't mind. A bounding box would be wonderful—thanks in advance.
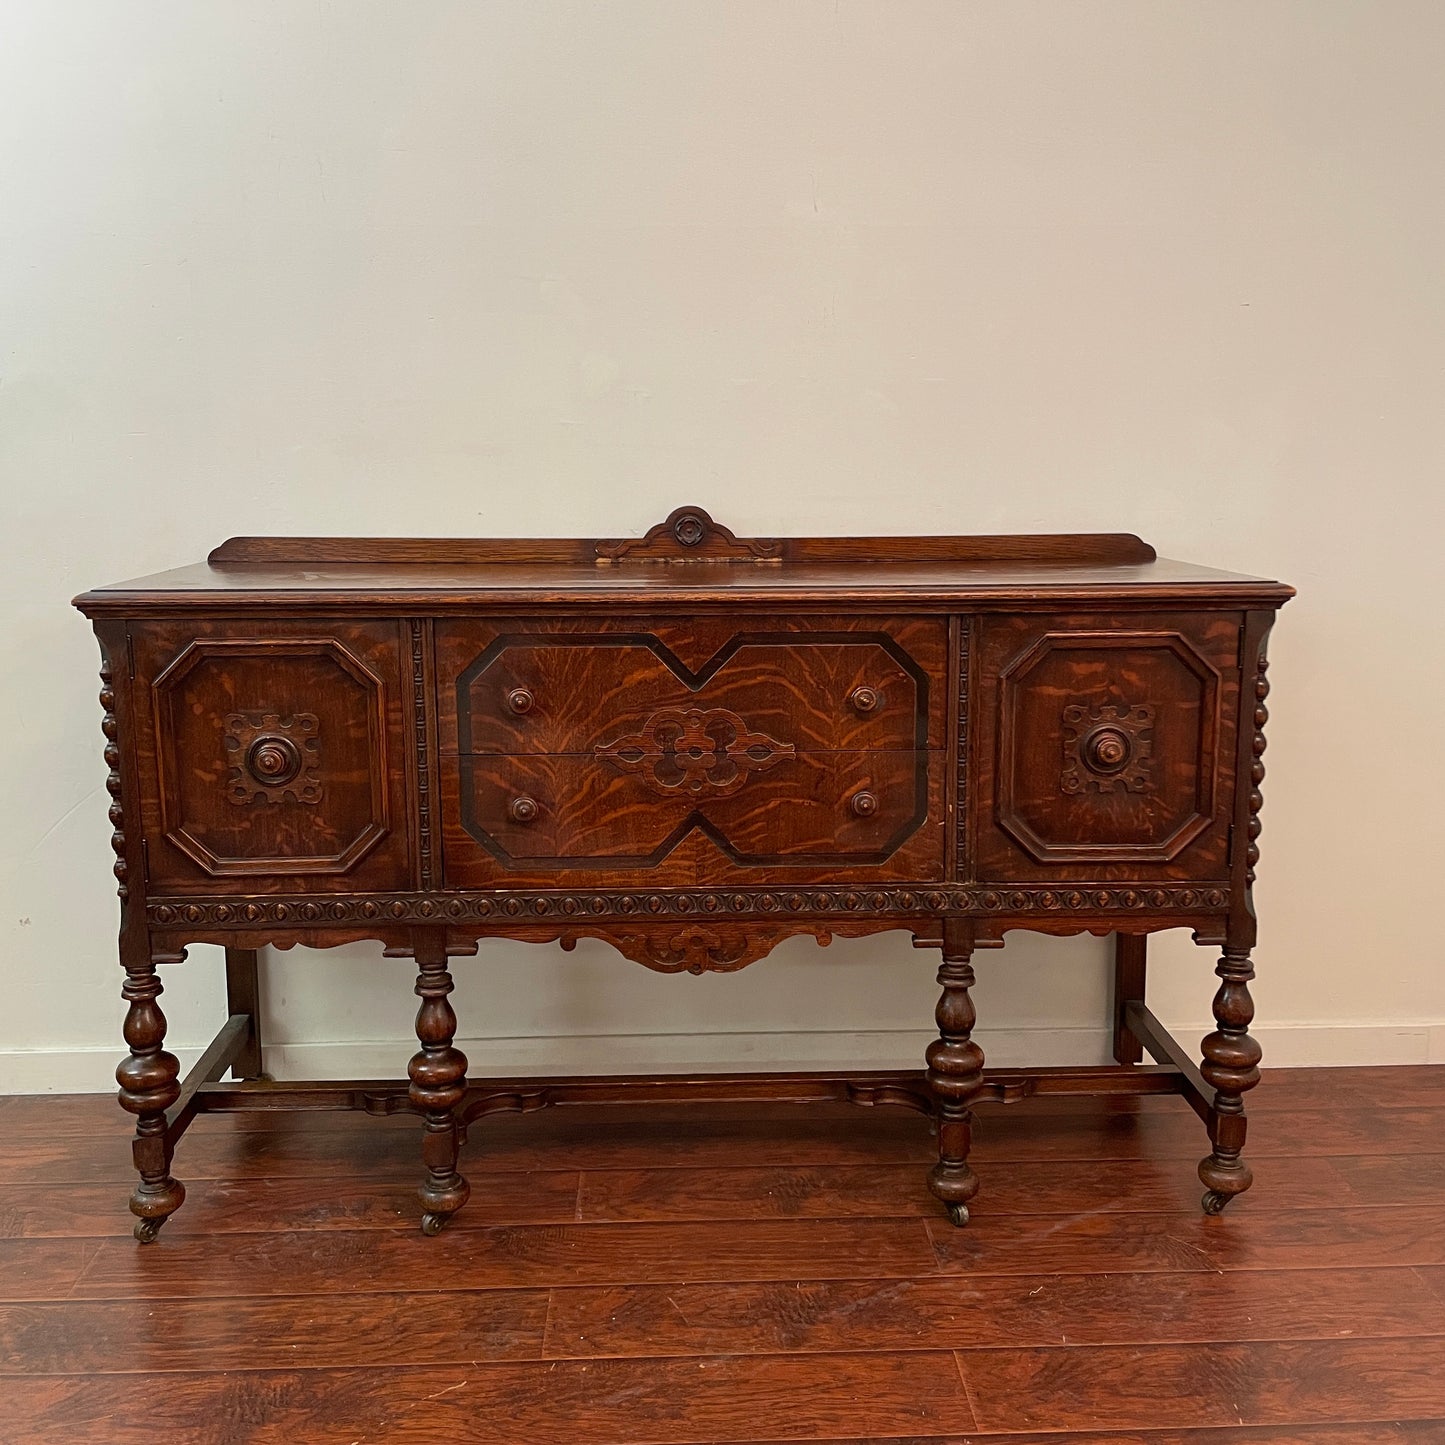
[75,506,1294,616]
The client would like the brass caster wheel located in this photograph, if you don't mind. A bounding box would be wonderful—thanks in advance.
[133,1217,165,1244]
[420,1211,450,1237]
[1201,1190,1230,1216]
[946,1202,970,1228]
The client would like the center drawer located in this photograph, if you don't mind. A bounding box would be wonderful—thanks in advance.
[435,616,946,887]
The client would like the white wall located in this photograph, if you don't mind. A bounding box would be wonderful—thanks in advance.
[2,2,1443,1092]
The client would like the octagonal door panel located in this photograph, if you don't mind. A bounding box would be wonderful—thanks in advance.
[132,620,414,893]
[970,611,1242,883]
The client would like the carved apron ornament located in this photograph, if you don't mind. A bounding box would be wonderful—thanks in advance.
[596,706,795,797]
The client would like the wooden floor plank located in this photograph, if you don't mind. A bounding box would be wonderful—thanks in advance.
[25,1199,1444,1307]
[59,1219,940,1302]
[3,1352,978,1445]
[543,1266,1444,1358]
[1325,1153,1445,1206]
[736,1428,1440,1444]
[0,1241,101,1302]
[741,1430,1438,1445]
[926,1204,1445,1276]
[0,1171,581,1238]
[0,1290,550,1374]
[958,1337,1445,1433]
[1413,1264,1445,1305]
[1235,1064,1445,1112]
[575,1155,1352,1222]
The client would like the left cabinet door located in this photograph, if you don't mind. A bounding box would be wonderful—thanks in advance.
[131,620,416,893]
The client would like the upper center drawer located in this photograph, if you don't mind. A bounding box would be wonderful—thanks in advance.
[436,616,946,757]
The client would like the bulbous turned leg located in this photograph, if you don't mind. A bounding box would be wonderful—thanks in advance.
[116,960,184,1243]
[408,940,470,1235]
[926,951,985,1228]
[1198,947,1262,1214]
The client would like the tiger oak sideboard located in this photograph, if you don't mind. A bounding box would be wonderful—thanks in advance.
[74,507,1292,1241]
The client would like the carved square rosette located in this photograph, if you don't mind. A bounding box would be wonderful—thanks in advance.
[1061,703,1154,794]
[225,712,323,805]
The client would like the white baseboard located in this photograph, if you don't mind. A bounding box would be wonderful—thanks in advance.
[3,1021,1442,1094]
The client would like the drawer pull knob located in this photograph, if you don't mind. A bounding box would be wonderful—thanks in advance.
[247,737,302,787]
[1085,727,1131,773]
[506,688,535,715]
[850,790,879,818]
[849,685,880,715]
[508,795,540,824]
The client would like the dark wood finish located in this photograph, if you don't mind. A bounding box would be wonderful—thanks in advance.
[973,608,1240,880]
[1112,931,1148,1065]
[113,952,183,1243]
[207,518,1161,568]
[924,918,985,1226]
[73,508,1292,1241]
[2,1073,1444,1443]
[406,931,470,1235]
[222,947,263,1080]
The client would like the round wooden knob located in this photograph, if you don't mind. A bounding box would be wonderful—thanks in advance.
[506,688,535,715]
[672,511,707,547]
[246,736,301,786]
[1085,727,1131,773]
[850,790,879,818]
[849,685,880,715]
[508,795,539,824]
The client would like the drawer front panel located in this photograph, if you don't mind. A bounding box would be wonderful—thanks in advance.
[132,620,413,893]
[453,748,921,863]
[437,616,946,757]
[437,615,946,888]
[971,611,1241,883]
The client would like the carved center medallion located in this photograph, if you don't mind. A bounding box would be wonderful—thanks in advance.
[225,712,323,805]
[1061,703,1154,794]
[596,707,795,797]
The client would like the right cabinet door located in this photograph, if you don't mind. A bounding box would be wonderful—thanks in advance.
[970,611,1242,883]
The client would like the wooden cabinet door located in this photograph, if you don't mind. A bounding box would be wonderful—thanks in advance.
[970,612,1241,884]
[131,620,415,893]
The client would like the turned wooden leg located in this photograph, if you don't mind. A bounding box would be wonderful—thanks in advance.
[224,946,265,1081]
[408,937,470,1235]
[925,932,985,1228]
[1198,947,1262,1214]
[1112,933,1148,1066]
[116,958,184,1243]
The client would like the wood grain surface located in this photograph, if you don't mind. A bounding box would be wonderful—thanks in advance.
[2,1066,1442,1443]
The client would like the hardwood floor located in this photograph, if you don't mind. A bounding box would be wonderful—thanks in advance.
[1,1066,1443,1443]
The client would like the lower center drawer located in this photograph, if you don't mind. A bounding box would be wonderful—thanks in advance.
[440,748,942,887]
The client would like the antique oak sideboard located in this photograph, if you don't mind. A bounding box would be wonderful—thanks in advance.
[75,507,1292,1242]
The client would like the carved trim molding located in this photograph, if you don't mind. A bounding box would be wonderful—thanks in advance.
[1061,702,1154,794]
[595,505,783,563]
[99,658,127,902]
[596,706,796,797]
[224,713,322,805]
[148,883,1230,930]
[410,621,434,889]
[1246,654,1270,888]
[956,617,970,853]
